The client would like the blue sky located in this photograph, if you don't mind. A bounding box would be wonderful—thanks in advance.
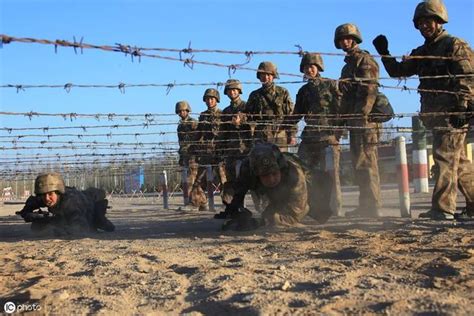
[0,0,473,169]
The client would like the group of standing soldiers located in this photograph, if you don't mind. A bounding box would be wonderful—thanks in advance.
[177,0,473,229]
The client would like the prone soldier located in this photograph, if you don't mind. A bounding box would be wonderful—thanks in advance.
[373,0,474,220]
[16,172,115,235]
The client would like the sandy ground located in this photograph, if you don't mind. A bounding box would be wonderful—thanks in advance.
[0,186,473,315]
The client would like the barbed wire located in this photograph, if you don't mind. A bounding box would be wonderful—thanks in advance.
[0,34,460,63]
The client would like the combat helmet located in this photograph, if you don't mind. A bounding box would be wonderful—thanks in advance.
[35,172,65,195]
[300,53,325,73]
[413,0,448,29]
[224,79,243,95]
[203,88,220,103]
[175,100,191,114]
[334,23,363,49]
[249,143,288,176]
[256,61,279,79]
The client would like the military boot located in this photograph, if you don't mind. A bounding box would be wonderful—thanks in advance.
[345,206,380,218]
[454,205,474,221]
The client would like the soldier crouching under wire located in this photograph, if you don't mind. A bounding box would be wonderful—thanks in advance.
[16,172,115,236]
[221,142,331,231]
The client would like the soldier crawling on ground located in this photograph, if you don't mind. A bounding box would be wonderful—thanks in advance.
[221,142,331,231]
[17,172,115,236]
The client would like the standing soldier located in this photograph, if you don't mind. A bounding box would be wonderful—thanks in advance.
[17,172,115,235]
[222,79,247,122]
[246,61,296,152]
[285,52,342,218]
[373,0,473,220]
[191,88,224,212]
[176,100,198,203]
[335,23,382,217]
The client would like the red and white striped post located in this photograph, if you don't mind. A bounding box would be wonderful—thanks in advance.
[181,168,189,205]
[412,117,429,193]
[395,136,411,217]
[161,170,169,209]
[206,165,215,212]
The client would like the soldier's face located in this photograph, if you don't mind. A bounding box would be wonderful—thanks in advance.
[259,170,281,188]
[178,110,188,119]
[304,64,319,79]
[41,191,59,208]
[226,88,240,100]
[258,73,274,85]
[338,36,355,52]
[417,17,440,40]
[205,97,217,109]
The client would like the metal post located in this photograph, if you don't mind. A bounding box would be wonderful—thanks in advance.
[206,165,215,212]
[396,136,411,217]
[412,117,429,193]
[162,170,169,209]
[181,168,189,205]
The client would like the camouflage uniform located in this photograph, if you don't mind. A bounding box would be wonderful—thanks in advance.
[336,23,382,216]
[246,62,295,151]
[287,53,343,216]
[374,0,474,218]
[191,89,225,209]
[176,101,199,197]
[228,143,310,226]
[18,173,114,235]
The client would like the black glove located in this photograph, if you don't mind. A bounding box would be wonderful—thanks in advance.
[372,35,389,55]
[222,207,260,231]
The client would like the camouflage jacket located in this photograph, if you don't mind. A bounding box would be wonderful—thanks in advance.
[289,76,342,143]
[222,98,247,123]
[177,116,198,165]
[381,30,473,128]
[21,187,99,234]
[246,83,296,142]
[230,153,310,222]
[340,47,380,125]
[196,107,223,161]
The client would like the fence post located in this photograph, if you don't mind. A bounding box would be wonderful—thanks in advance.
[181,168,189,205]
[162,170,169,209]
[395,136,411,217]
[206,165,215,212]
[412,116,429,193]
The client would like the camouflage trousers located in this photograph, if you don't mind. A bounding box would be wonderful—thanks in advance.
[350,125,381,210]
[431,129,474,214]
[298,137,342,217]
[190,161,227,209]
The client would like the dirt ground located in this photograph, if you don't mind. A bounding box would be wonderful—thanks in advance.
[0,186,473,315]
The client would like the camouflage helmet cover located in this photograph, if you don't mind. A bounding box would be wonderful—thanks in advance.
[224,79,243,95]
[203,88,220,103]
[413,0,448,28]
[35,172,65,195]
[256,61,279,79]
[334,23,363,49]
[249,143,287,176]
[175,100,191,114]
[300,53,325,73]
